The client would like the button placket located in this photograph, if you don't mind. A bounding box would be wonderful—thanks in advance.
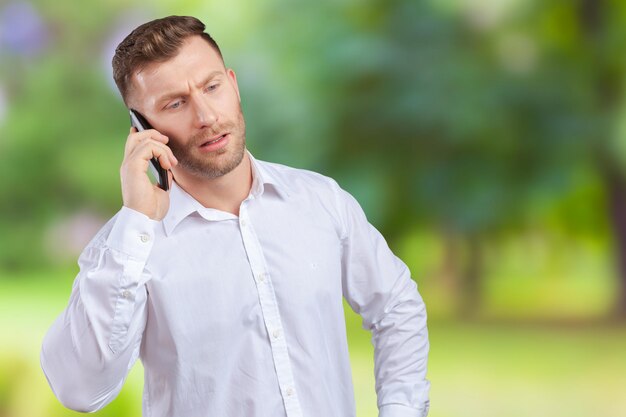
[237,207,303,417]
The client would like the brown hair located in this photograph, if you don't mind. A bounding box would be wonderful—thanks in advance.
[112,15,222,104]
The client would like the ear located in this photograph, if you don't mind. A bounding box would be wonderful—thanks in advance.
[227,68,241,102]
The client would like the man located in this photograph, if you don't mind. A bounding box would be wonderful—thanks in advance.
[40,15,430,417]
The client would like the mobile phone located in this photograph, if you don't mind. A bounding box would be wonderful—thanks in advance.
[129,109,170,191]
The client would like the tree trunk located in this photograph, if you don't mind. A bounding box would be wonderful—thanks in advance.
[601,162,626,318]
[439,231,484,318]
[459,233,483,318]
[579,0,626,318]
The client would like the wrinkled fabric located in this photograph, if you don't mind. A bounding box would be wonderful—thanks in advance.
[41,151,430,417]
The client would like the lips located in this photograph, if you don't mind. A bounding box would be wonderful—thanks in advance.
[200,133,228,147]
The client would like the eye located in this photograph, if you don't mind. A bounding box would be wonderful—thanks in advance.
[167,100,184,110]
[205,83,219,92]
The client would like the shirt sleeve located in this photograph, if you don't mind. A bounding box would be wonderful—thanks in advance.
[333,184,430,417]
[40,206,158,412]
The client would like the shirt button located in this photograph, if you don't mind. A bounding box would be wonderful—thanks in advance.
[286,387,295,397]
[258,273,266,282]
[240,219,247,228]
[122,290,131,299]
[139,233,150,243]
[272,329,280,339]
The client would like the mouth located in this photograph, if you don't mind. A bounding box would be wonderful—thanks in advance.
[197,133,230,152]
[200,133,228,147]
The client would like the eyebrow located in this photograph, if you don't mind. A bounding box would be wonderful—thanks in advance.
[155,70,224,105]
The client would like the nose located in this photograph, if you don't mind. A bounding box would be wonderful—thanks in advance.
[191,94,218,129]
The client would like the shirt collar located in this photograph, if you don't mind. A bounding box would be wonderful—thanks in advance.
[162,150,291,236]
[247,150,291,200]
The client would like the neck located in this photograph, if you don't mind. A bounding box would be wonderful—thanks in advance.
[172,152,253,216]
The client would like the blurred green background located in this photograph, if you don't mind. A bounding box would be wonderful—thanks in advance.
[1,0,626,416]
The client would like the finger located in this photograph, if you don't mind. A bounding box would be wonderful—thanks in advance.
[124,129,169,156]
[144,139,178,168]
[128,139,177,170]
[167,169,174,189]
[153,144,179,171]
[156,153,174,171]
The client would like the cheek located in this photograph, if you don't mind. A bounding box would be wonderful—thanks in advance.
[219,97,239,114]
[227,98,245,122]
[162,127,192,151]
[157,116,191,141]
[220,87,242,111]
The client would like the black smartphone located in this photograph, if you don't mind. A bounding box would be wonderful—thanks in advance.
[129,109,170,191]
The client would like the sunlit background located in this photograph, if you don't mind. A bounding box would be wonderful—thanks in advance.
[1,0,626,416]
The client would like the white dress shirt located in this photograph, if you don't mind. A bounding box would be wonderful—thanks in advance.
[40,151,430,417]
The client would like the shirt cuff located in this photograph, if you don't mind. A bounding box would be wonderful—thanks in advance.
[379,403,429,417]
[105,206,159,260]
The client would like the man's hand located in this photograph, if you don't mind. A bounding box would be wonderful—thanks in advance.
[120,127,178,220]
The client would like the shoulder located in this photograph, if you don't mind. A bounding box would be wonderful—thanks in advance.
[256,158,365,238]
[256,158,343,198]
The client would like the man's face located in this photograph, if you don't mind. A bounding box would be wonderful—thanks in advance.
[128,35,246,179]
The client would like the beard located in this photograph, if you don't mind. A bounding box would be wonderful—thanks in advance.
[168,110,246,179]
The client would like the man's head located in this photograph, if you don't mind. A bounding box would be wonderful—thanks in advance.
[112,16,246,180]
[113,16,223,105]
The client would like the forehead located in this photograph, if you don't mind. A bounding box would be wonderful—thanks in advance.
[130,36,225,101]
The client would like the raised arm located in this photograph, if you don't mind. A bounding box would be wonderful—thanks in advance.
[41,124,175,412]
